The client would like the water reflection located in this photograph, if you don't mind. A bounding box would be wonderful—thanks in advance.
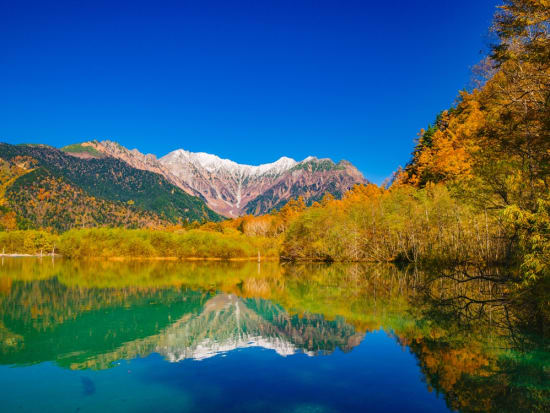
[0,259,548,412]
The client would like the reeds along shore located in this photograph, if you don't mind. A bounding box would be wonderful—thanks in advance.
[0,228,280,260]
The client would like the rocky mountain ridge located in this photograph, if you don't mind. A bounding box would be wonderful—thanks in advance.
[64,140,368,217]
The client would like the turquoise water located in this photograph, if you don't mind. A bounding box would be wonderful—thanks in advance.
[0,330,449,413]
[0,259,547,412]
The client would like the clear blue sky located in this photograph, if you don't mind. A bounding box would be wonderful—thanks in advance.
[0,0,498,183]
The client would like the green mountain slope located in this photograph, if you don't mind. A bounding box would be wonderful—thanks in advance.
[60,143,105,158]
[0,143,220,227]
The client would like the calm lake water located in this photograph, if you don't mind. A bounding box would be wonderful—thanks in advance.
[0,259,547,412]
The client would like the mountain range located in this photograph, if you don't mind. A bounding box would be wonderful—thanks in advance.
[63,140,367,217]
[0,140,367,229]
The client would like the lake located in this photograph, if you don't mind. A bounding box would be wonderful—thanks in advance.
[0,259,547,412]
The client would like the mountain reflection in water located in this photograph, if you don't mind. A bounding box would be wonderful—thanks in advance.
[0,259,547,413]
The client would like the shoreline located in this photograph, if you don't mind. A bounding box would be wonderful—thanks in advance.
[104,256,279,262]
[0,254,277,262]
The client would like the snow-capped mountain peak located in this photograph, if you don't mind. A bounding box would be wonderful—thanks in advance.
[160,149,298,176]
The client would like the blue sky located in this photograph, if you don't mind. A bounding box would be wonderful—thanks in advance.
[0,0,498,183]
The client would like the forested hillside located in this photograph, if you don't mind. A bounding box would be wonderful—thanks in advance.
[0,143,220,229]
[6,168,168,231]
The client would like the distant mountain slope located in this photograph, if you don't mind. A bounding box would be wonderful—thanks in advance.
[0,143,220,228]
[243,159,366,215]
[68,140,368,217]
